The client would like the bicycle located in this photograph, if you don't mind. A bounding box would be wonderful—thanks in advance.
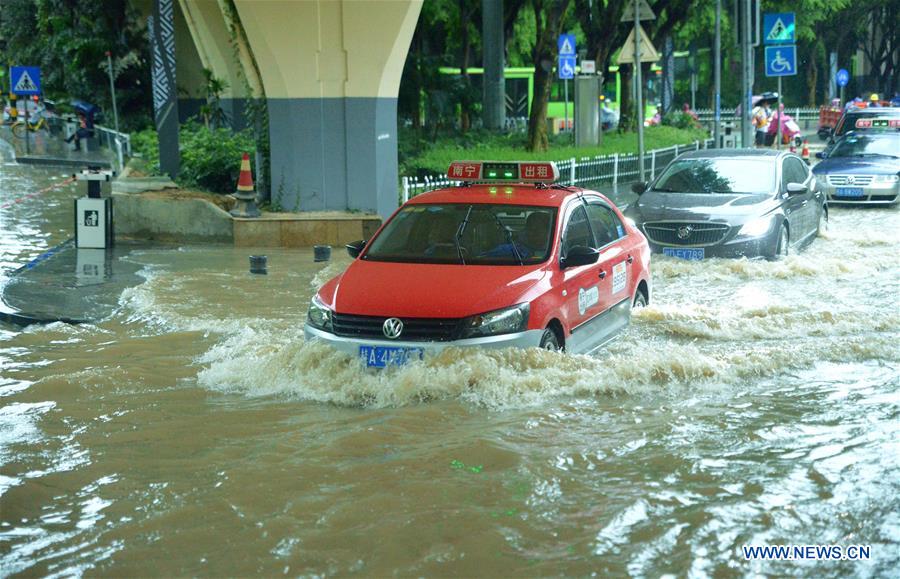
[11,115,47,138]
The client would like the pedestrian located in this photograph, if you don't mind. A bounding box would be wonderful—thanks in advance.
[64,110,94,151]
[752,100,771,147]
[867,93,881,108]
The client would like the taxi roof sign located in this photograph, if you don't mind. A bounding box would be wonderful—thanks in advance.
[447,161,560,183]
[855,118,900,129]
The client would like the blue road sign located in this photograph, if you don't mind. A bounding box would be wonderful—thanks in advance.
[10,66,41,95]
[763,13,795,45]
[836,68,850,87]
[558,34,576,56]
[558,56,576,80]
[765,45,797,77]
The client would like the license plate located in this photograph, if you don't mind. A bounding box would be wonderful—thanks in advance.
[835,187,864,197]
[663,247,705,260]
[359,345,424,368]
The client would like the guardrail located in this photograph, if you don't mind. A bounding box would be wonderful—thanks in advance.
[400,138,716,202]
[693,107,820,124]
[93,125,131,172]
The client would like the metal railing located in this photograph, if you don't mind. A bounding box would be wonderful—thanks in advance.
[694,107,820,124]
[400,138,715,202]
[94,125,131,172]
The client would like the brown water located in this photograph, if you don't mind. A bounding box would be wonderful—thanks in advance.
[2,143,899,577]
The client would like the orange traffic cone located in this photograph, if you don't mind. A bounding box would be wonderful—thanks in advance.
[230,152,261,218]
[801,139,810,164]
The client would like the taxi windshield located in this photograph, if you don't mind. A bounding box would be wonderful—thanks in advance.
[363,204,557,265]
[651,158,776,194]
[830,134,900,159]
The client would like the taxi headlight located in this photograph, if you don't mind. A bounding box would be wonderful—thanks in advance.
[307,295,333,331]
[459,303,530,339]
[738,215,775,238]
[874,174,900,183]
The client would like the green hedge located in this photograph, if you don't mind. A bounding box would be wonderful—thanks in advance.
[132,123,257,194]
[400,125,709,176]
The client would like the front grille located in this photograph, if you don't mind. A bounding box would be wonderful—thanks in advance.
[827,174,874,186]
[643,222,730,246]
[332,313,460,341]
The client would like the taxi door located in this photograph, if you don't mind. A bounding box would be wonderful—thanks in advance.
[557,201,605,354]
[584,198,635,343]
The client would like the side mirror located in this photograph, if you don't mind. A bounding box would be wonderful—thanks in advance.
[561,245,600,268]
[786,182,808,195]
[631,182,648,195]
[346,239,367,258]
[815,151,825,159]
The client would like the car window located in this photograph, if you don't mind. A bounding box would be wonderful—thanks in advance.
[562,204,594,257]
[830,133,900,158]
[363,203,556,265]
[653,158,776,194]
[782,158,808,190]
[585,202,625,247]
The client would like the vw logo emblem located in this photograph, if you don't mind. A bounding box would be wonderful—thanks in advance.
[677,225,693,240]
[383,317,403,339]
[846,175,855,184]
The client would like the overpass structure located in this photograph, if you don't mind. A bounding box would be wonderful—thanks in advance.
[137,0,422,218]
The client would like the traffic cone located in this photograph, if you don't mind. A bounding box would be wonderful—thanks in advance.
[230,152,261,218]
[801,139,810,164]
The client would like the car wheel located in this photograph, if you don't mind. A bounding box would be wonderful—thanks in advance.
[774,224,789,259]
[816,210,828,238]
[539,328,560,351]
[633,291,647,309]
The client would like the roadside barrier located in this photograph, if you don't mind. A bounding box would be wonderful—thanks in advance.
[400,138,715,201]
[0,176,76,210]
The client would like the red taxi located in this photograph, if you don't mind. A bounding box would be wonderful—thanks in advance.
[304,161,651,367]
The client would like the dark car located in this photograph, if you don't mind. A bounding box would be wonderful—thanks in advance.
[626,150,827,260]
[823,107,900,155]
[813,132,900,205]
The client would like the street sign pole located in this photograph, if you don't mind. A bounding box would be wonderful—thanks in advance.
[634,0,644,181]
[23,99,30,155]
[106,52,120,134]
[714,0,721,148]
[564,78,569,135]
[742,0,753,149]
[776,77,782,150]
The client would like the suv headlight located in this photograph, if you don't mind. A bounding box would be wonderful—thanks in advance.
[738,215,775,237]
[874,174,900,183]
[458,303,530,339]
[307,294,333,331]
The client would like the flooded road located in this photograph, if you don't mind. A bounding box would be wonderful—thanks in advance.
[2,145,899,576]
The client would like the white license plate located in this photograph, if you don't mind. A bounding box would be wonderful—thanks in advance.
[359,345,424,368]
[663,247,705,260]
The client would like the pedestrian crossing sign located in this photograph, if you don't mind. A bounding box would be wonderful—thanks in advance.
[10,66,41,95]
[763,13,795,45]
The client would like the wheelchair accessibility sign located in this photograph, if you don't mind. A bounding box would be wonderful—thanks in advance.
[765,45,796,77]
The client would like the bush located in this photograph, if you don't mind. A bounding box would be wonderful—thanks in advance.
[129,123,256,194]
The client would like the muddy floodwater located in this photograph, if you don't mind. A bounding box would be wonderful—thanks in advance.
[2,145,899,577]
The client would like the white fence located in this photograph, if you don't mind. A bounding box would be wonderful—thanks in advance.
[400,138,715,202]
[694,107,820,125]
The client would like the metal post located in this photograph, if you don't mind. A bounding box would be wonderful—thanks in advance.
[650,149,656,179]
[634,0,645,181]
[402,176,409,203]
[569,157,576,185]
[776,77,782,150]
[105,51,120,134]
[613,153,619,195]
[714,0,721,148]
[23,101,30,155]
[741,0,753,149]
[564,79,569,134]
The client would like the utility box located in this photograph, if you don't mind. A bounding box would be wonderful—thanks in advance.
[74,168,114,249]
[574,76,601,147]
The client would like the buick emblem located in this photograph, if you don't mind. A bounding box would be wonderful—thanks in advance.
[677,225,693,240]
[383,317,403,339]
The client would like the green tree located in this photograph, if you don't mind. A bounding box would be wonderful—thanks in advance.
[526,0,573,152]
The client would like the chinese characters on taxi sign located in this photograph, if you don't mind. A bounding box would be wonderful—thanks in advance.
[855,119,900,129]
[446,161,559,183]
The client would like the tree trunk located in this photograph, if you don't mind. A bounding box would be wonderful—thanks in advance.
[807,42,819,106]
[618,64,634,133]
[460,0,471,132]
[527,0,571,152]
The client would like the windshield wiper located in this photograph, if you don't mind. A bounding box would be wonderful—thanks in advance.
[492,213,525,265]
[454,206,473,265]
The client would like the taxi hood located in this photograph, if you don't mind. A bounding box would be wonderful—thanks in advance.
[320,259,548,318]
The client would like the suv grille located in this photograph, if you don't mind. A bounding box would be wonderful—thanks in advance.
[827,174,874,186]
[332,313,460,341]
[643,222,730,246]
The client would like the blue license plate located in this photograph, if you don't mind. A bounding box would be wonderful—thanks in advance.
[359,345,424,368]
[835,187,864,197]
[663,247,705,260]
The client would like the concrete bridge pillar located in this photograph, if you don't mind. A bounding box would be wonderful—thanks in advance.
[232,0,422,216]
